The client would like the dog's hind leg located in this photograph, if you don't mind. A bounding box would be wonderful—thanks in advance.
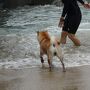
[40,56,45,68]
[40,49,44,64]
[40,56,44,63]
[47,53,53,71]
[40,50,45,68]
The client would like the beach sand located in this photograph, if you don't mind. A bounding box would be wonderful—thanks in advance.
[0,65,90,90]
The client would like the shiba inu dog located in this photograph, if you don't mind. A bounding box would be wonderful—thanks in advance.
[37,31,66,72]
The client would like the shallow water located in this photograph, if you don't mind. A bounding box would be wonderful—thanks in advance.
[0,5,90,69]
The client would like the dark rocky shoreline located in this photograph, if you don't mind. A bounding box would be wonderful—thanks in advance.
[0,0,62,9]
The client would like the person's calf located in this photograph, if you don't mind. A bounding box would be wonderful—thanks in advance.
[68,34,81,46]
[60,31,68,44]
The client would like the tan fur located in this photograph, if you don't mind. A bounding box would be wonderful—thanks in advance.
[37,31,50,54]
[37,31,66,72]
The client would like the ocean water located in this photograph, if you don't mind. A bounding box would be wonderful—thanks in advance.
[0,5,90,69]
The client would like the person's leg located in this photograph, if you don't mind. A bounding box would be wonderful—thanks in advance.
[68,33,81,46]
[60,31,68,44]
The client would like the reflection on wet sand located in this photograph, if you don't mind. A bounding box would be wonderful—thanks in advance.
[0,65,90,90]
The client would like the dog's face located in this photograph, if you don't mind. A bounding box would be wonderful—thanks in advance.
[50,36,61,56]
[50,36,60,47]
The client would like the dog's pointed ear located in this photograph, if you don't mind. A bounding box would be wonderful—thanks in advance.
[57,41,60,45]
[37,31,39,35]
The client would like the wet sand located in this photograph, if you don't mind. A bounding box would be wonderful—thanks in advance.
[0,65,90,90]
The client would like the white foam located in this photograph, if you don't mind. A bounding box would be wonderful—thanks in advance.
[0,46,90,69]
[0,5,90,69]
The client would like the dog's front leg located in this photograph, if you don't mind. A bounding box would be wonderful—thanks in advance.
[57,56,66,72]
[60,58,66,72]
[60,57,66,72]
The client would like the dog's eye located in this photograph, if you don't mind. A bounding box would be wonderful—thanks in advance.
[53,44,55,47]
[57,42,60,45]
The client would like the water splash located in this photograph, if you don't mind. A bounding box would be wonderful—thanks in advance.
[0,5,90,69]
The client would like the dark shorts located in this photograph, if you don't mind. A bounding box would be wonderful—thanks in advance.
[63,14,81,34]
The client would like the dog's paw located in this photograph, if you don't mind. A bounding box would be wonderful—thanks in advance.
[42,63,45,68]
[63,69,66,72]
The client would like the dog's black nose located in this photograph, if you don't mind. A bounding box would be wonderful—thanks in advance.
[53,44,55,47]
[54,52,57,56]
